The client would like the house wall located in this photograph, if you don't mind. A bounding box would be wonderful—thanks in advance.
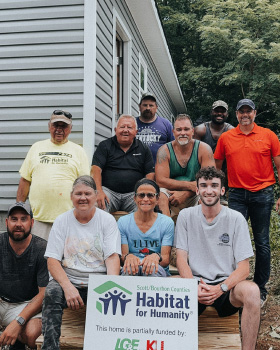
[95,0,114,145]
[0,0,180,229]
[0,0,85,213]
[114,0,177,122]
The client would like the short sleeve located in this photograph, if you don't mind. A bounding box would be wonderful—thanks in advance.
[174,210,189,252]
[118,216,129,245]
[270,130,280,157]
[161,215,174,247]
[44,216,67,261]
[36,240,49,287]
[102,214,121,260]
[91,140,108,169]
[19,145,34,181]
[214,135,225,160]
[232,213,254,263]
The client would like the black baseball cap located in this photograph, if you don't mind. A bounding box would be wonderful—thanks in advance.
[139,92,157,104]
[236,99,255,111]
[7,202,33,218]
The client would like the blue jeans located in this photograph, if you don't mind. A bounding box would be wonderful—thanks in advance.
[228,186,274,295]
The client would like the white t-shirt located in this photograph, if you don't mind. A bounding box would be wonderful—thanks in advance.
[175,205,253,283]
[19,139,90,222]
[45,208,121,287]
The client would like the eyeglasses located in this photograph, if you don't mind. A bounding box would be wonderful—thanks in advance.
[53,110,72,119]
[135,193,158,199]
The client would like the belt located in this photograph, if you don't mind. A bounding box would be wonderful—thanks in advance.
[0,295,14,303]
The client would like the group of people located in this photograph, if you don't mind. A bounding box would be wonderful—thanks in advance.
[0,94,279,350]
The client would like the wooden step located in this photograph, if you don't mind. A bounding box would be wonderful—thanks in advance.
[36,308,86,350]
[199,307,240,333]
[198,333,241,349]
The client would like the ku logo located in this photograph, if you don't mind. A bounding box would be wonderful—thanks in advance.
[147,340,165,350]
[94,281,132,316]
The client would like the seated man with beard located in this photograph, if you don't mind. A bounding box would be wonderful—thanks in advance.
[0,202,48,350]
[155,114,215,217]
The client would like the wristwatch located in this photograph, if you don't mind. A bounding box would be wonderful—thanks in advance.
[220,283,228,293]
[15,316,26,326]
[155,252,162,262]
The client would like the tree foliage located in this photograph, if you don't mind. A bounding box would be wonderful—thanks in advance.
[156,0,280,131]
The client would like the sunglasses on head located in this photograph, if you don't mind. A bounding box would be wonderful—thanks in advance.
[135,192,158,199]
[53,110,72,119]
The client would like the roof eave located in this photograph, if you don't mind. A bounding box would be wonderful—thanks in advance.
[125,0,186,113]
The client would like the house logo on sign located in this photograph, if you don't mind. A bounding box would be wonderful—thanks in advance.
[94,281,132,316]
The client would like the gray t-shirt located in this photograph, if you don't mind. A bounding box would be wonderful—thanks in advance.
[0,233,48,302]
[175,205,253,283]
[45,208,121,287]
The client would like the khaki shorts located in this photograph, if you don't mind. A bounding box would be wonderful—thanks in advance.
[160,188,199,217]
[0,298,42,327]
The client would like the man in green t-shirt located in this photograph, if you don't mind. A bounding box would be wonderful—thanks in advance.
[155,114,215,216]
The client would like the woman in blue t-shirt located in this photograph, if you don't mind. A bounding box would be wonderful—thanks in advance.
[118,179,174,277]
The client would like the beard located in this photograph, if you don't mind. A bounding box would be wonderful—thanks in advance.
[200,195,220,207]
[141,110,155,121]
[7,226,32,242]
[177,137,190,146]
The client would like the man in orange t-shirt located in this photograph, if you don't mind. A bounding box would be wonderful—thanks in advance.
[214,99,280,307]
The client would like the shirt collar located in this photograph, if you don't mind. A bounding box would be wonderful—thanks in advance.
[236,123,259,135]
[112,135,137,150]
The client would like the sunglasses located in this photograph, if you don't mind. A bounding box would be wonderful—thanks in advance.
[53,110,72,119]
[135,192,158,199]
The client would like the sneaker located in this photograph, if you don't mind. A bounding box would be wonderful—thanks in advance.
[260,293,267,308]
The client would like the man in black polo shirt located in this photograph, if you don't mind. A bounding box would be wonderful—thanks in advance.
[91,115,155,212]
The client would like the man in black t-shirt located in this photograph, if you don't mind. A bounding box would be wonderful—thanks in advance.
[0,202,48,350]
[91,115,155,213]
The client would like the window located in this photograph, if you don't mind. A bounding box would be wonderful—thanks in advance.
[139,54,147,98]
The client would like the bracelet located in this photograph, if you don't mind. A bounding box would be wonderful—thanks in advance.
[123,253,130,262]
[155,252,162,262]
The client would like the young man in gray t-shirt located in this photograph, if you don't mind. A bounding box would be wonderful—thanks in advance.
[175,166,260,350]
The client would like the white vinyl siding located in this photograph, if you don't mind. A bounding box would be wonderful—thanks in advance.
[114,0,177,122]
[0,0,85,210]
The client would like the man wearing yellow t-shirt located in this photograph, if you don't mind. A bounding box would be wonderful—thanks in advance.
[16,110,90,240]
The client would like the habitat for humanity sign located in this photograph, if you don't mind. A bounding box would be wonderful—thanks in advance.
[84,275,198,350]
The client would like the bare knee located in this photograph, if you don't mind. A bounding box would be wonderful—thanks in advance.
[243,282,260,307]
[231,281,260,308]
[158,193,170,215]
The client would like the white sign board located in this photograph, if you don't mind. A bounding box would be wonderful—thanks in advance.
[84,275,198,350]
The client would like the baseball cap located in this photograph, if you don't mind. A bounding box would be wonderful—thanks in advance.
[7,202,33,218]
[236,99,255,111]
[139,92,157,104]
[212,100,228,111]
[50,110,72,125]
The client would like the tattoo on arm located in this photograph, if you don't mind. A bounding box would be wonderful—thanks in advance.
[157,147,168,164]
[207,149,214,160]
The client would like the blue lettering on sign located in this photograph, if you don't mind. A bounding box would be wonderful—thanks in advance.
[136,293,190,309]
